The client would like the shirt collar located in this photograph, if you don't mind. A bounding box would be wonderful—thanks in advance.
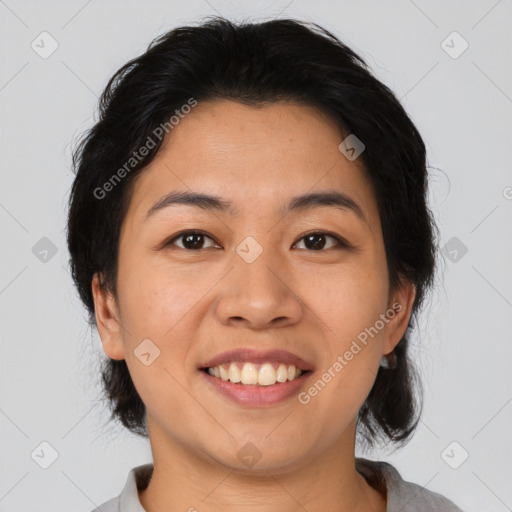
[119,463,153,512]
[117,458,409,511]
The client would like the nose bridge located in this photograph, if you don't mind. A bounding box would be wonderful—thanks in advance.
[215,233,303,328]
[234,233,286,299]
[238,241,280,289]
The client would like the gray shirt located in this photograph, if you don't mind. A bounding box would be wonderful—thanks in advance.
[91,457,464,511]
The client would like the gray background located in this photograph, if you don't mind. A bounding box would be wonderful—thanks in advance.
[1,0,511,510]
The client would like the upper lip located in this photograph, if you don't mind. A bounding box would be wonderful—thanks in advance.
[200,348,315,372]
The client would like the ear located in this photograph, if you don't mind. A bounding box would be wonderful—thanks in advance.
[91,273,125,360]
[383,277,416,355]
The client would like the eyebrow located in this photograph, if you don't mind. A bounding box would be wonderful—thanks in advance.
[145,190,367,224]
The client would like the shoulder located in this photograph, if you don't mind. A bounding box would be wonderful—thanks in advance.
[356,457,464,511]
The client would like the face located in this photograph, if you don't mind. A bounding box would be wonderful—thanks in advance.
[93,99,415,472]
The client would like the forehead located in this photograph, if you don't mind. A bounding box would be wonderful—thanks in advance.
[124,99,379,229]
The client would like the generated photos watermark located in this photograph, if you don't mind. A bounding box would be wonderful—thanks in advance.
[93,97,198,200]
[298,301,403,405]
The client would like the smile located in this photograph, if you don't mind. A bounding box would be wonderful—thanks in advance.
[205,361,306,386]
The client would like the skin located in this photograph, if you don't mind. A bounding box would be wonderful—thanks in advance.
[92,99,416,512]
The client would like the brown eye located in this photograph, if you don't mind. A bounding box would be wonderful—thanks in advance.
[165,231,219,250]
[162,230,349,252]
[293,232,348,251]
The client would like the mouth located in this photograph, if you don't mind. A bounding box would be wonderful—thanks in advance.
[199,348,314,387]
[201,362,311,386]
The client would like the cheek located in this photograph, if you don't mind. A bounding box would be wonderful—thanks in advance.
[292,350,380,458]
[120,281,202,426]
[314,264,389,342]
[117,257,209,338]
[300,329,382,435]
[125,358,204,437]
[115,263,204,404]
[302,265,388,412]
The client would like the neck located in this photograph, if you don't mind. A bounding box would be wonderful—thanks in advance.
[138,417,386,512]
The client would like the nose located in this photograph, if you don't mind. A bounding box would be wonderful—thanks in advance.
[215,249,304,330]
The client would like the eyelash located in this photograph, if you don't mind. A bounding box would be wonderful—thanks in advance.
[162,230,351,252]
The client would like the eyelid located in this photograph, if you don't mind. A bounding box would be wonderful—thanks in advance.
[160,229,352,251]
[293,230,351,250]
[161,230,220,250]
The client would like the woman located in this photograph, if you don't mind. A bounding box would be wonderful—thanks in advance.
[67,16,464,511]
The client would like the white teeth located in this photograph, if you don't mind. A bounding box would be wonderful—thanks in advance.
[240,363,258,385]
[258,363,276,386]
[206,362,304,386]
[219,365,229,381]
[276,364,288,382]
[228,363,241,383]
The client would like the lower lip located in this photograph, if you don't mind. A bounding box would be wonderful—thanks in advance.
[200,370,312,407]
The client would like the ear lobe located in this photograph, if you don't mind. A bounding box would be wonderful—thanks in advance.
[384,279,416,354]
[91,273,125,360]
